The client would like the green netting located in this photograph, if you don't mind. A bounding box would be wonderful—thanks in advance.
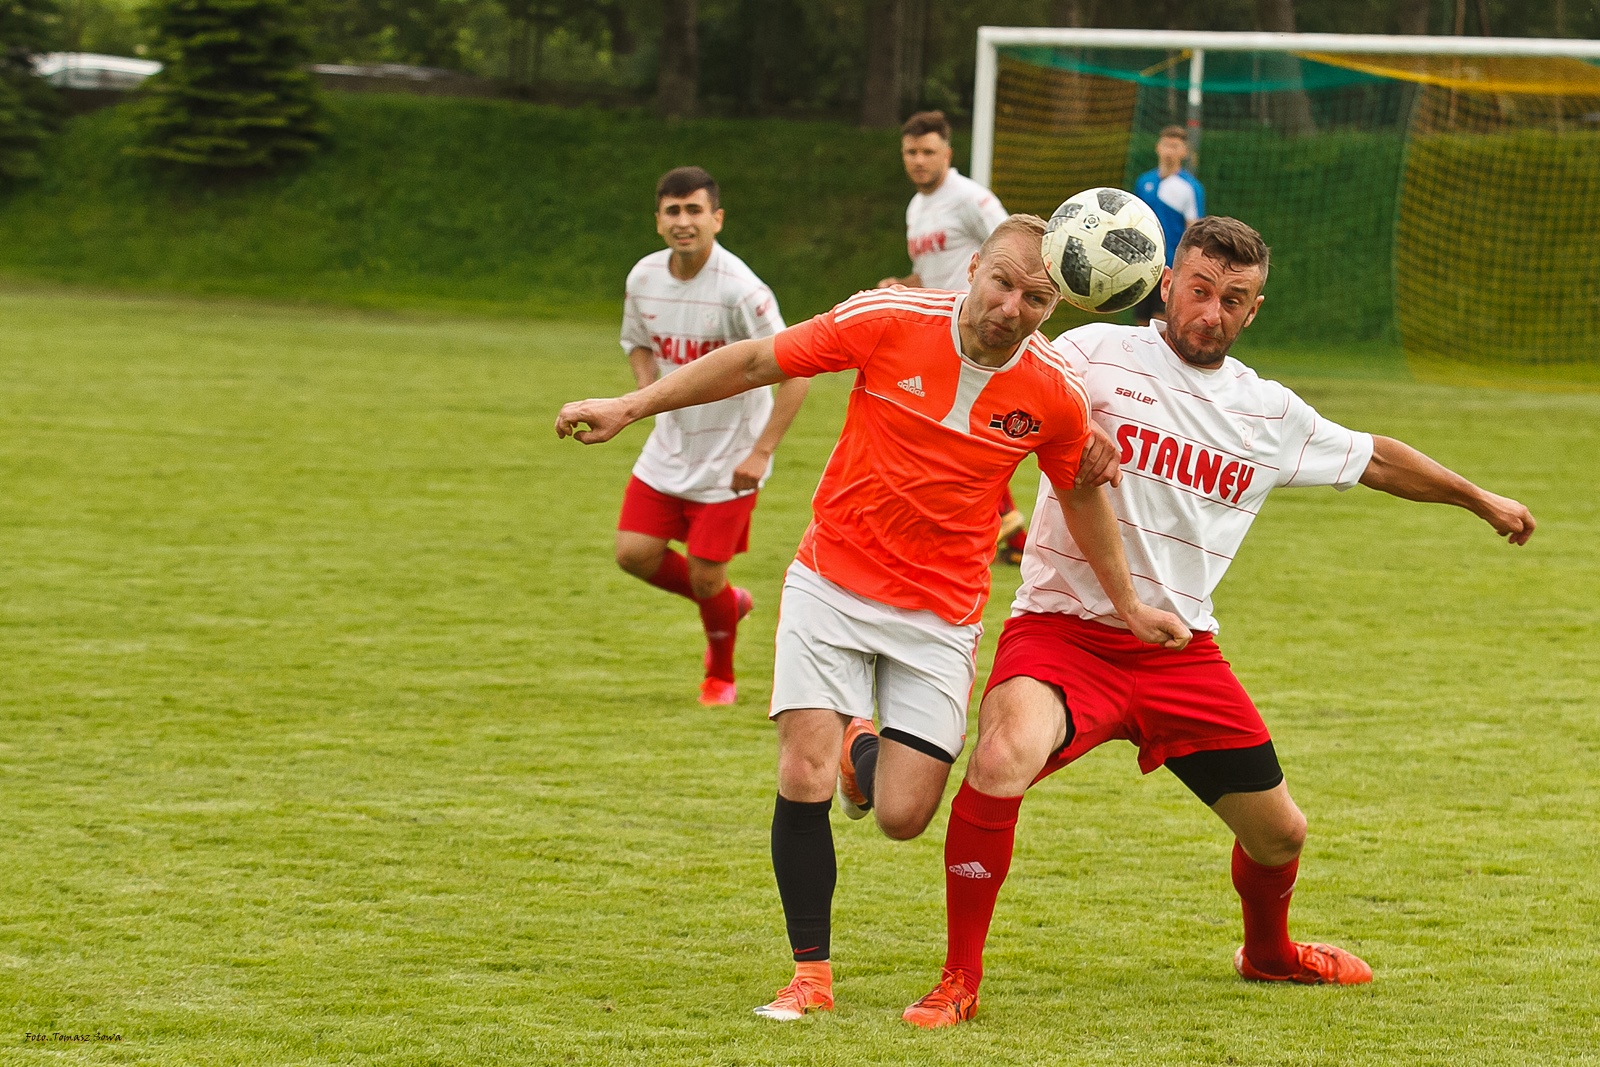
[993,46,1600,369]
[1002,46,1387,94]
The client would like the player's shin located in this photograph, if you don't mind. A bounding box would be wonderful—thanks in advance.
[942,781,1024,992]
[771,794,836,963]
[698,584,741,682]
[1231,839,1299,976]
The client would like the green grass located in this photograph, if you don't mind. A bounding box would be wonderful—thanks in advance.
[2,285,1598,1065]
[0,94,913,322]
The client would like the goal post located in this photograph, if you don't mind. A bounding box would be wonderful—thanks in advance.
[970,28,1600,370]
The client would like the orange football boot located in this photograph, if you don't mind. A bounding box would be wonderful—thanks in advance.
[753,962,834,1020]
[1234,942,1373,985]
[837,716,877,820]
[902,969,979,1029]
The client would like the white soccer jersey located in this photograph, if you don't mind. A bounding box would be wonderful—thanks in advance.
[619,242,785,503]
[1014,322,1375,634]
[905,168,1009,291]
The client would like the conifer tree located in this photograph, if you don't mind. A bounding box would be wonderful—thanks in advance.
[134,0,326,171]
[0,0,62,182]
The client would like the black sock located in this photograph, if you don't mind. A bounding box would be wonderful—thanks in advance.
[771,793,835,962]
[851,732,880,807]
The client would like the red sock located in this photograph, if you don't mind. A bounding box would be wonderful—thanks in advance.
[1005,527,1027,554]
[1231,839,1299,975]
[698,583,739,682]
[943,782,1023,992]
[644,550,694,600]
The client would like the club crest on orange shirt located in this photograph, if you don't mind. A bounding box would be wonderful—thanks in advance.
[990,410,1041,439]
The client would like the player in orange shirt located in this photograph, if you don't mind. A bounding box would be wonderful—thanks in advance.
[556,215,1190,1020]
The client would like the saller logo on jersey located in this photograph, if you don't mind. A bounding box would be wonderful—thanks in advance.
[990,410,1041,439]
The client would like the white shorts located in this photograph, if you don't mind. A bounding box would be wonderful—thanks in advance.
[770,562,982,760]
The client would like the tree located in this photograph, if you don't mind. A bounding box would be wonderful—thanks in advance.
[1254,0,1315,135]
[860,0,902,128]
[501,0,607,87]
[656,0,696,116]
[133,0,327,171]
[1397,0,1431,34]
[0,0,62,182]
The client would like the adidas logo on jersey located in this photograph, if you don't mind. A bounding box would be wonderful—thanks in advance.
[948,861,992,879]
[897,375,926,397]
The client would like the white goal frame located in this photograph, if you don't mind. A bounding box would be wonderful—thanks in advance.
[970,27,1600,187]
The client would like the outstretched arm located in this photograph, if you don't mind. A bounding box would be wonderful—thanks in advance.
[731,377,811,493]
[555,335,787,445]
[1359,435,1536,546]
[1052,481,1191,649]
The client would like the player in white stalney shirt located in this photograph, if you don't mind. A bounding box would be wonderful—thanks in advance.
[877,110,1009,293]
[902,216,1537,1029]
[614,166,809,707]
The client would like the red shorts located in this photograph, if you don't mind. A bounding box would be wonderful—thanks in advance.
[984,612,1270,779]
[617,475,758,563]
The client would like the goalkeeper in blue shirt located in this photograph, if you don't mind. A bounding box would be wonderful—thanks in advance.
[1132,125,1205,326]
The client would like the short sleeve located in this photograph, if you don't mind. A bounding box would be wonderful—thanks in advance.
[966,187,1009,243]
[620,282,650,354]
[773,298,888,379]
[1277,390,1374,490]
[1032,388,1091,489]
[733,285,785,340]
[1051,329,1094,376]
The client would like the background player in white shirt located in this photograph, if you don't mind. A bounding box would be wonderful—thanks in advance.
[901,216,1537,1028]
[877,109,1028,563]
[877,110,1010,293]
[614,166,809,706]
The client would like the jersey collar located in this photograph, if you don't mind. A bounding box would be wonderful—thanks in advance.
[950,293,1027,373]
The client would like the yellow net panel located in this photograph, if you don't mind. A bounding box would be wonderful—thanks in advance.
[989,45,1600,368]
[990,56,1139,219]
[1395,83,1600,366]
[990,57,1139,331]
[1302,53,1600,96]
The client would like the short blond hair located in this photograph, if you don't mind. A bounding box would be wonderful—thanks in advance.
[978,213,1048,259]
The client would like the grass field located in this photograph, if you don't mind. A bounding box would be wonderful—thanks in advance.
[2,284,1598,1065]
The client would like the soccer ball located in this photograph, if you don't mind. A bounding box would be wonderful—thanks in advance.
[1042,188,1166,314]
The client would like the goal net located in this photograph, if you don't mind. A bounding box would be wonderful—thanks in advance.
[972,30,1600,370]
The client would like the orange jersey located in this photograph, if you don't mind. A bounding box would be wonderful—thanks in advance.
[773,289,1091,625]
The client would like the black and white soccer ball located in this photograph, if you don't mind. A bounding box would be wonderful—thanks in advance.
[1042,188,1166,314]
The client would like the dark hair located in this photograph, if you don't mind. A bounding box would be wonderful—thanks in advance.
[901,110,951,141]
[1174,216,1271,280]
[655,166,719,210]
[1158,124,1188,143]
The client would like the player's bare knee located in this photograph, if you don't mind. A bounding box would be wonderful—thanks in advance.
[685,557,728,600]
[689,575,725,601]
[614,543,660,578]
[775,738,836,799]
[1279,807,1308,857]
[875,807,931,841]
[969,722,1049,794]
[1242,805,1306,866]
